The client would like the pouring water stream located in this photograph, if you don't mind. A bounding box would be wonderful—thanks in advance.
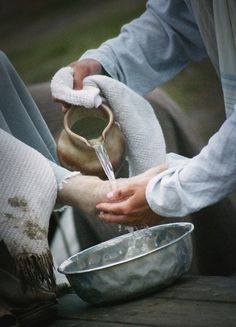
[73,111,153,244]
[93,142,145,237]
[94,143,116,183]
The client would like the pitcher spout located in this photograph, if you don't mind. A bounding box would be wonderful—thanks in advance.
[57,103,126,179]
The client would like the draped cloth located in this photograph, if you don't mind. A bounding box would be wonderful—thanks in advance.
[51,71,167,176]
[0,129,57,289]
[0,51,58,293]
[83,75,167,176]
[190,0,236,118]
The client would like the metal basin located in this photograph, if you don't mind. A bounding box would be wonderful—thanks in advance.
[58,222,194,305]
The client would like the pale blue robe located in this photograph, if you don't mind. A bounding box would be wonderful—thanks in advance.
[0,51,71,186]
[81,0,236,217]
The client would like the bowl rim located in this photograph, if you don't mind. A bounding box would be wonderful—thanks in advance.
[58,222,194,275]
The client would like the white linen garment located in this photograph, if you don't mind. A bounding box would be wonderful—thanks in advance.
[80,0,236,217]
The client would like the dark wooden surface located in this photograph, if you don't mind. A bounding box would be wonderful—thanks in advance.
[50,275,236,327]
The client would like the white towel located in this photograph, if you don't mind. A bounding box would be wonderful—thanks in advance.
[51,67,102,108]
[51,72,166,176]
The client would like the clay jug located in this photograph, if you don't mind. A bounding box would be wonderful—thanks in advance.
[57,103,126,179]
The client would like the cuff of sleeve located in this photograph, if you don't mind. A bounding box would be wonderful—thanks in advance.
[49,161,81,188]
[58,171,81,190]
[146,167,177,217]
[146,153,190,217]
[48,161,81,211]
[54,171,81,212]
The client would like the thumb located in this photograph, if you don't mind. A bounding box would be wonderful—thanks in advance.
[72,63,89,90]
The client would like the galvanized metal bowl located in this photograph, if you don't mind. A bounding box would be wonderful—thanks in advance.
[58,222,194,305]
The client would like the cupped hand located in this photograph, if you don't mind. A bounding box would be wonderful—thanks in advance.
[96,165,167,226]
[97,207,165,227]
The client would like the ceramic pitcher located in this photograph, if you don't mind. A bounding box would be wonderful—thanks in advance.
[57,103,126,178]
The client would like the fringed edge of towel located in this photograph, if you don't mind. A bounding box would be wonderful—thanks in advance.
[15,250,56,291]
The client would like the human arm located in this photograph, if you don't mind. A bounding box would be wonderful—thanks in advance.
[70,59,103,89]
[51,0,207,105]
[79,0,207,95]
[97,108,236,220]
[146,108,236,217]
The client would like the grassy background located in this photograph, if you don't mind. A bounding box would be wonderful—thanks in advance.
[1,0,224,141]
[1,1,146,84]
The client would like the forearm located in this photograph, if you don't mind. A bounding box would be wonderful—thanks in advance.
[146,109,236,217]
[80,0,207,95]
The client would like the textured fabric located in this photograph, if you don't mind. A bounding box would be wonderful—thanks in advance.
[80,0,236,217]
[83,75,166,175]
[189,0,236,117]
[0,51,77,290]
[0,51,57,162]
[51,66,102,108]
[80,0,207,95]
[51,73,167,175]
[0,51,75,188]
[0,129,57,287]
[147,0,236,216]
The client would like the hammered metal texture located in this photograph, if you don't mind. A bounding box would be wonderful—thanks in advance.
[58,222,194,305]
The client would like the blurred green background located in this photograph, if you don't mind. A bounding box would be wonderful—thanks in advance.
[1,0,224,141]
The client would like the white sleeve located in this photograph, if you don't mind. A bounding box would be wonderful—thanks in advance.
[146,107,236,217]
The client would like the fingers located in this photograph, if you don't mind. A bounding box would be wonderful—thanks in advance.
[96,179,148,214]
[70,59,103,90]
[96,194,148,215]
[97,212,143,226]
[72,64,88,90]
[97,210,163,227]
[96,198,131,215]
[95,166,167,227]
